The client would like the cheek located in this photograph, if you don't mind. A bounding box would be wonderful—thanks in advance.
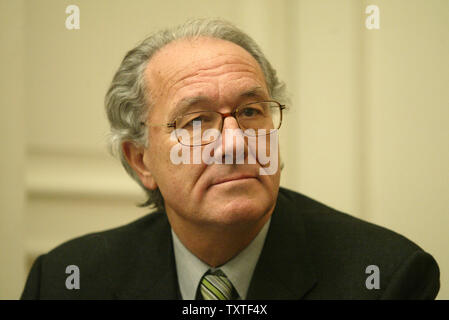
[262,169,280,193]
[143,139,171,185]
[145,142,206,198]
[157,164,208,214]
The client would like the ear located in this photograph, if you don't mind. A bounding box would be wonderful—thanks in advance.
[122,141,158,190]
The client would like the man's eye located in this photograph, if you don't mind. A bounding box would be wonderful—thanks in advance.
[182,114,213,128]
[191,116,203,123]
[184,117,203,127]
[240,107,262,117]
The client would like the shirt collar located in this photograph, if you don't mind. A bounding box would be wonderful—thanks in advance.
[172,217,271,300]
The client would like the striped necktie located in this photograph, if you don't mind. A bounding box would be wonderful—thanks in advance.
[199,269,239,300]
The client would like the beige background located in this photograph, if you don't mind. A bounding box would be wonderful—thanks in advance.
[1,0,447,299]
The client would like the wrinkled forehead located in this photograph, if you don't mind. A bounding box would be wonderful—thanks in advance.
[144,37,268,107]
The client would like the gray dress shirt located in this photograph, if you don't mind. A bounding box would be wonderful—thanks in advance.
[171,217,271,300]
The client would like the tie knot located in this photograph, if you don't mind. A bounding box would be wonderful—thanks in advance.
[199,269,239,300]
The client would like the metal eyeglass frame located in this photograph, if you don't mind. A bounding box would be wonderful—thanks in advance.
[141,100,286,146]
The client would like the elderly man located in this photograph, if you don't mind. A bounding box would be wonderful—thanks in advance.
[21,19,439,300]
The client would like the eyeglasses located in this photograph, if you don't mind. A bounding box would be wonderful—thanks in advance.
[143,100,285,146]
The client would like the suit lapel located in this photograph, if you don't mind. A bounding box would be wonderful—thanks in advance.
[113,212,181,299]
[246,189,318,299]
[112,187,317,300]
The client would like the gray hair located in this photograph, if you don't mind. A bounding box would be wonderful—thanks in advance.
[105,18,287,211]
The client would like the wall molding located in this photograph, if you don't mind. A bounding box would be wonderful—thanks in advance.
[26,149,143,201]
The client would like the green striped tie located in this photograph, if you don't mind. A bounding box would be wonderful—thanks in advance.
[200,269,239,300]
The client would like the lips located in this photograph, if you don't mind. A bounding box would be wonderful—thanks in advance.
[211,174,257,186]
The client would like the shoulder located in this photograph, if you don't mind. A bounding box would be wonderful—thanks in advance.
[276,187,440,299]
[278,186,422,253]
[22,211,168,299]
[45,210,167,260]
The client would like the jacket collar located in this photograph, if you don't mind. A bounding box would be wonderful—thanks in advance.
[246,189,318,299]
[113,213,181,299]
[113,187,317,299]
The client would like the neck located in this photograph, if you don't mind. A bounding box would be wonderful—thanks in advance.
[168,210,272,268]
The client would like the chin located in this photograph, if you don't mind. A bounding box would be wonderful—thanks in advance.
[207,197,272,226]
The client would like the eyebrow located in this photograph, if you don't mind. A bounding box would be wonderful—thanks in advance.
[168,86,268,121]
[168,96,212,122]
[239,86,268,100]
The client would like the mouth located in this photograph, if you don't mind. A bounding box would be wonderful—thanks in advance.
[211,174,258,186]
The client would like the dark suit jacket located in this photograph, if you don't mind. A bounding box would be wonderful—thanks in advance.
[21,187,440,299]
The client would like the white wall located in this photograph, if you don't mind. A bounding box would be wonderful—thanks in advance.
[0,0,26,299]
[0,0,447,299]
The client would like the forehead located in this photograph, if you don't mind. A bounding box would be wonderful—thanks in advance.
[144,37,268,112]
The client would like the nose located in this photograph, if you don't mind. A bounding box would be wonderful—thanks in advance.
[221,115,240,131]
[216,115,248,164]
[221,115,241,148]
